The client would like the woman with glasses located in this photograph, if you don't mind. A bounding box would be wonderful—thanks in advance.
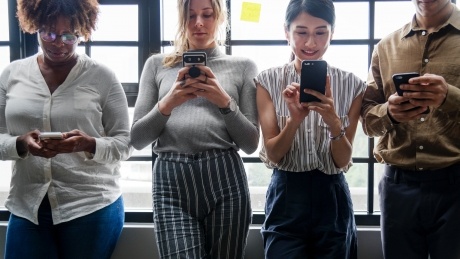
[0,0,131,258]
[130,0,259,258]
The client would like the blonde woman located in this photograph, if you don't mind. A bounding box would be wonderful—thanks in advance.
[130,0,259,258]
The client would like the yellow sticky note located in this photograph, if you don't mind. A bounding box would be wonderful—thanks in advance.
[240,2,262,23]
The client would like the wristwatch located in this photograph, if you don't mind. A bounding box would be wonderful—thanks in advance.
[219,98,237,115]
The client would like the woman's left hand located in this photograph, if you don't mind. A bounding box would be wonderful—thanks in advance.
[188,66,232,108]
[41,129,96,154]
[302,77,341,128]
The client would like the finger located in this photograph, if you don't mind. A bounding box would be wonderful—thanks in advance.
[198,66,215,79]
[325,76,332,97]
[177,67,190,80]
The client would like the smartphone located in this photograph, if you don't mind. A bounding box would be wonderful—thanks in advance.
[39,132,64,140]
[392,72,429,114]
[392,72,420,96]
[182,52,207,78]
[300,60,327,103]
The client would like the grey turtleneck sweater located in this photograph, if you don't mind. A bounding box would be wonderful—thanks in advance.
[130,47,259,155]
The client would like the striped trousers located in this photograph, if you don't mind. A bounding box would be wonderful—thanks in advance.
[152,148,252,259]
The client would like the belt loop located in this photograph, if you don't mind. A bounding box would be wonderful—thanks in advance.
[394,170,400,184]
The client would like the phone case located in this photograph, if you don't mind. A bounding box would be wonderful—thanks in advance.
[39,132,63,139]
[392,72,420,96]
[182,52,207,67]
[300,60,327,103]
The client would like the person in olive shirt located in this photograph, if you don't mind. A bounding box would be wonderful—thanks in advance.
[361,0,460,258]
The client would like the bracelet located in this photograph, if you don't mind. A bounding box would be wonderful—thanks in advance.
[329,127,346,140]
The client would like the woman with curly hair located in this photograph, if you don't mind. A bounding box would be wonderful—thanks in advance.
[0,0,131,258]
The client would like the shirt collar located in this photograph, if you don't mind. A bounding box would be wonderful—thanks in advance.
[400,3,460,39]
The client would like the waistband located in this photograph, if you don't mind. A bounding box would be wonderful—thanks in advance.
[157,148,236,161]
[384,164,460,184]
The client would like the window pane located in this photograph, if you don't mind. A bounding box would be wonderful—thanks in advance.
[353,122,369,158]
[162,0,179,41]
[334,2,369,40]
[375,2,414,39]
[0,0,8,41]
[246,163,272,212]
[0,161,11,208]
[374,162,385,212]
[323,45,369,81]
[345,163,368,211]
[120,161,152,209]
[91,5,138,41]
[231,0,288,40]
[0,47,10,73]
[90,46,138,83]
[232,45,292,73]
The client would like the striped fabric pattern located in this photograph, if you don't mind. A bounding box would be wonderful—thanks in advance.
[255,62,366,174]
[152,148,251,259]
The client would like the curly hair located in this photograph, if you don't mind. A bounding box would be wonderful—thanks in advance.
[16,0,99,41]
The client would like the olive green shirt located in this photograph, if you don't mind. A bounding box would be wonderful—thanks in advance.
[361,4,460,171]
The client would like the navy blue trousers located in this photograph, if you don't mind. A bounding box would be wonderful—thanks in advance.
[261,169,357,259]
[380,164,460,259]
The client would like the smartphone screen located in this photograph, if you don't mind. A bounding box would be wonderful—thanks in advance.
[300,60,327,103]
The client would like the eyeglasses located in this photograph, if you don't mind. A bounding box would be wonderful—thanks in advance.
[38,30,79,45]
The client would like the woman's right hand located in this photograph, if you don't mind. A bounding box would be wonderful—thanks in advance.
[158,67,202,116]
[283,82,310,124]
[16,130,59,158]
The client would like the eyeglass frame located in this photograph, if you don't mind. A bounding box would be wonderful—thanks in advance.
[38,29,80,45]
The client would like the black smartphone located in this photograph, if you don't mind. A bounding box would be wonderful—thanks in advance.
[182,52,207,78]
[300,60,327,103]
[392,72,429,114]
[392,72,419,96]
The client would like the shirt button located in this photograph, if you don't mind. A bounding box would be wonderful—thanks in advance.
[424,58,429,63]
[307,129,311,133]
[419,146,424,150]
[420,117,425,122]
[422,31,427,36]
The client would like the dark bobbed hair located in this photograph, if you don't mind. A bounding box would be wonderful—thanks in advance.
[285,0,335,31]
[285,0,335,61]
[16,0,99,41]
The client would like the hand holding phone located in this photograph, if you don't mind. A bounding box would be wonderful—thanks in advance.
[300,60,327,103]
[182,52,207,78]
[39,132,64,140]
[392,72,429,114]
[392,72,420,96]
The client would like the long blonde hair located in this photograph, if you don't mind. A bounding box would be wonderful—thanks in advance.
[163,0,228,67]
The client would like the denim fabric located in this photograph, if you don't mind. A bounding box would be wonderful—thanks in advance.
[5,195,124,259]
[261,169,357,259]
